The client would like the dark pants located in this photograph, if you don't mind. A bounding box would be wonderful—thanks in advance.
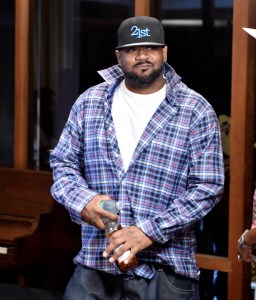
[64,265,200,300]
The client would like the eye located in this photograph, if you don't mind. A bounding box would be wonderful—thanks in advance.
[127,47,137,52]
[146,46,161,52]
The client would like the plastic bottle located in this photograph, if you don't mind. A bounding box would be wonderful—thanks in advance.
[100,200,138,271]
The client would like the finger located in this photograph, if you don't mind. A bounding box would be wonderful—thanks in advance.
[109,244,126,263]
[103,235,126,259]
[109,240,139,264]
[97,202,120,221]
[101,210,119,221]
[123,247,138,265]
[84,216,105,230]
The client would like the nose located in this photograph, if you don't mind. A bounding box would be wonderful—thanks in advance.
[135,47,149,59]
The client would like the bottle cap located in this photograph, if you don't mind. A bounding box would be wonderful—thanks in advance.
[116,202,123,211]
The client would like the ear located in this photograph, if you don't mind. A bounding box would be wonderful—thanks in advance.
[163,46,168,62]
[115,50,121,64]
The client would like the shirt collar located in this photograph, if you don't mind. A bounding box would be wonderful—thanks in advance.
[97,63,181,105]
[97,64,124,84]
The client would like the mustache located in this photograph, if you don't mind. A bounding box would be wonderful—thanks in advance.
[134,61,152,67]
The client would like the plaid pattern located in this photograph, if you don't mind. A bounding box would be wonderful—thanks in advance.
[50,63,224,280]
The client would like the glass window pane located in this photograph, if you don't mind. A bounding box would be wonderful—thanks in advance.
[0,1,15,167]
[199,269,227,299]
[159,0,233,258]
[159,2,233,298]
[29,0,134,169]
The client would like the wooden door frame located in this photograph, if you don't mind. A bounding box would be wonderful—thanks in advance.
[228,0,256,299]
[14,0,30,168]
[14,0,256,298]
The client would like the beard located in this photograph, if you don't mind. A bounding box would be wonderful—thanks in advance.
[122,62,164,88]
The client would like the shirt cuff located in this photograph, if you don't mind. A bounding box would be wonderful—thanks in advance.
[135,217,168,244]
[68,190,99,224]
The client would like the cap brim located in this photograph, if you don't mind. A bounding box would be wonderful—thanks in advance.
[116,42,166,50]
[243,27,256,39]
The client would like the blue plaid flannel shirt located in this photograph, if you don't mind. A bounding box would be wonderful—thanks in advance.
[50,63,224,280]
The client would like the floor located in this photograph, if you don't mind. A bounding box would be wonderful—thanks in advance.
[0,283,64,300]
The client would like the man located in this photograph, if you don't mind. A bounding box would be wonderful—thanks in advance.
[50,16,224,300]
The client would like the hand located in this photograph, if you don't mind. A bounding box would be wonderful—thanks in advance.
[237,244,253,263]
[103,226,153,265]
[81,195,118,229]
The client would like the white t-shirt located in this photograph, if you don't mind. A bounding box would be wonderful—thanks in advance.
[112,80,166,171]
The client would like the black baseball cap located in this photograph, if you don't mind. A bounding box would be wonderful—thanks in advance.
[116,16,166,50]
